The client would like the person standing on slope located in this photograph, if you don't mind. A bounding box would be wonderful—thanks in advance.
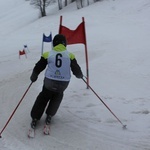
[30,34,83,129]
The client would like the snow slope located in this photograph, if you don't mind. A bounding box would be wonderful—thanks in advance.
[0,0,150,149]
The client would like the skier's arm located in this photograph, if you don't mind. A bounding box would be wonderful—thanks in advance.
[30,56,47,82]
[71,58,83,79]
[33,57,47,74]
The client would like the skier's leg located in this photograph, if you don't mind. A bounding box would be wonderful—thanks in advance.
[31,86,50,120]
[45,92,63,117]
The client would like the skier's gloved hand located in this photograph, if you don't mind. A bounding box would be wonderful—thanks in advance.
[30,72,38,82]
[76,73,83,79]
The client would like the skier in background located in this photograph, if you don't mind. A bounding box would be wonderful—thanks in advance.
[30,34,83,129]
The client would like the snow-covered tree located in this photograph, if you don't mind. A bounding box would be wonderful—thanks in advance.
[30,0,53,17]
[58,0,63,10]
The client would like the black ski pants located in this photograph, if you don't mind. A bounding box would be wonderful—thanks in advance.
[31,86,63,120]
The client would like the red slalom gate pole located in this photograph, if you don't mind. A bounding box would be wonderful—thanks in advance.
[0,82,33,138]
[82,78,127,129]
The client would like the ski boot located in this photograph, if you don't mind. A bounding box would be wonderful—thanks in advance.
[45,115,51,125]
[31,119,37,129]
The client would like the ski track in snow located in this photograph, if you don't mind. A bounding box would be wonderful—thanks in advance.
[0,70,150,150]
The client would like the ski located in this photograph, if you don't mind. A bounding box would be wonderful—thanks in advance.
[28,128,35,138]
[43,124,50,135]
[28,124,50,138]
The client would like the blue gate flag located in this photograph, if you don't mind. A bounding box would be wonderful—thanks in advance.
[43,33,52,42]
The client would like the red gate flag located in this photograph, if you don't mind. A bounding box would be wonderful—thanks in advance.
[59,22,86,45]
[19,50,27,59]
[19,50,26,55]
[59,16,89,88]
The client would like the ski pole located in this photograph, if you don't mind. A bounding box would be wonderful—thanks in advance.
[82,77,127,129]
[0,82,33,138]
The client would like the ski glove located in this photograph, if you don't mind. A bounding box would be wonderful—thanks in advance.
[76,73,83,79]
[30,72,38,82]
